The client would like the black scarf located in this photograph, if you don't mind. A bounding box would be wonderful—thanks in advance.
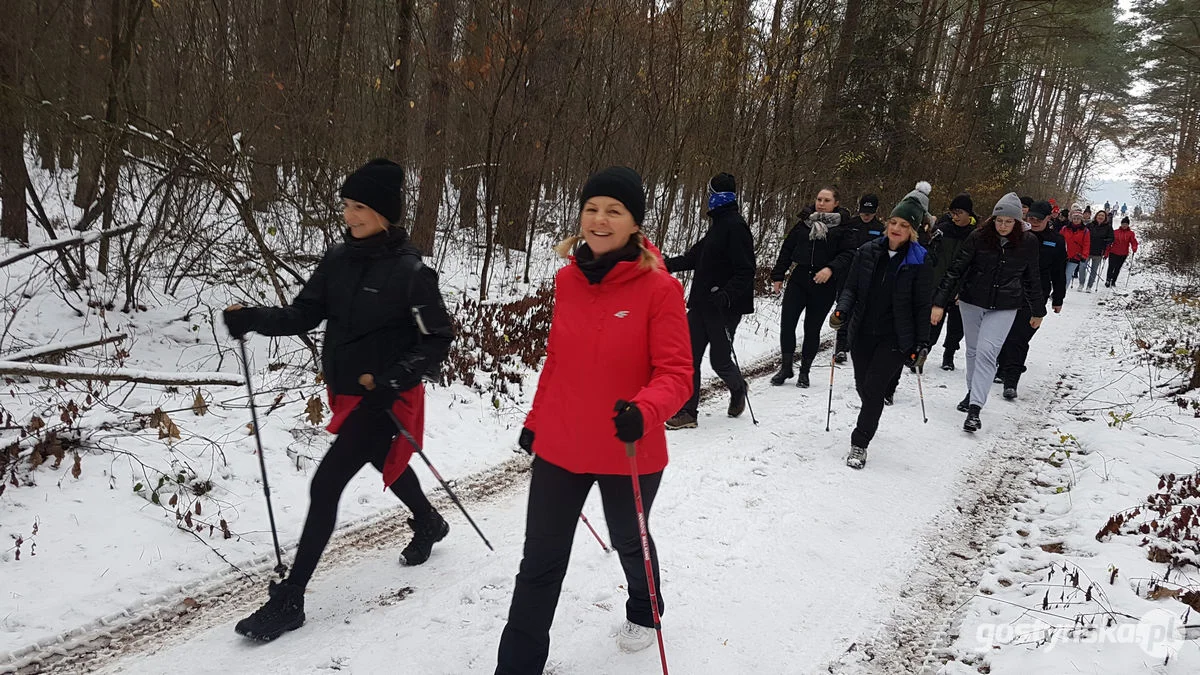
[575,238,641,284]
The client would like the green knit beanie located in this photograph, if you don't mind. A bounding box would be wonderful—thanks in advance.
[890,181,932,227]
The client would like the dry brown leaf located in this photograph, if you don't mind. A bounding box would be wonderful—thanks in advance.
[305,396,324,425]
[1149,586,1180,601]
[192,391,209,416]
[28,416,44,432]
[71,453,82,479]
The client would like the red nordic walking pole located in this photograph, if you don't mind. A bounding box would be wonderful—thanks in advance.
[579,512,611,553]
[624,441,669,675]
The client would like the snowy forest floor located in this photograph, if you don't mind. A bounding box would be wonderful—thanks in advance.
[4,252,1200,674]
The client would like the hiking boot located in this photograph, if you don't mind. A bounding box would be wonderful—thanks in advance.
[1003,386,1018,400]
[846,445,868,470]
[883,393,894,406]
[795,370,810,388]
[964,405,982,432]
[665,411,698,430]
[616,620,657,653]
[727,387,747,418]
[770,354,794,386]
[956,392,971,413]
[834,351,848,365]
[993,374,1004,384]
[941,351,956,371]
[235,580,305,642]
[400,510,449,566]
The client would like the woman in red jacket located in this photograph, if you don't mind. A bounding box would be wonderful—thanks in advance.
[496,167,693,674]
[1105,216,1139,287]
[1060,206,1091,291]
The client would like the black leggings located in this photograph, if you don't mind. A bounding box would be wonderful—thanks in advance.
[288,409,432,589]
[850,333,907,448]
[780,275,837,368]
[496,457,663,675]
[1106,254,1128,284]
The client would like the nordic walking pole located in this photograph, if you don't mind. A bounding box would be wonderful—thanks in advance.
[722,323,758,425]
[916,367,929,424]
[624,440,669,675]
[237,338,288,579]
[825,346,836,432]
[385,407,494,551]
[579,512,611,553]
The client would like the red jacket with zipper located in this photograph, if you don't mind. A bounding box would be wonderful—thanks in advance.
[1109,227,1139,256]
[1061,224,1091,262]
[525,241,692,475]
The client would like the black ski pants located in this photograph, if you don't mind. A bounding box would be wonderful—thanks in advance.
[997,307,1038,387]
[288,408,432,590]
[496,457,663,675]
[850,333,907,448]
[1106,254,1128,285]
[928,302,965,353]
[780,274,837,369]
[679,306,744,417]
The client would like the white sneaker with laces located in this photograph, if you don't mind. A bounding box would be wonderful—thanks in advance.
[616,620,657,653]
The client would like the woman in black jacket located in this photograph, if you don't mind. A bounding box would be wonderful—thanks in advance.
[829,185,934,469]
[769,187,854,388]
[221,159,454,642]
[931,193,1044,432]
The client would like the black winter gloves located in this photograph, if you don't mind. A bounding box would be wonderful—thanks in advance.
[222,306,257,339]
[828,310,845,329]
[518,428,535,455]
[906,343,930,370]
[612,400,644,443]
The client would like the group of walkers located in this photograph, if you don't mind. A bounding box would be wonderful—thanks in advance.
[218,159,1141,673]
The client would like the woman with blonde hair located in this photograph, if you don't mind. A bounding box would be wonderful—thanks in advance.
[829,184,934,469]
[497,166,692,674]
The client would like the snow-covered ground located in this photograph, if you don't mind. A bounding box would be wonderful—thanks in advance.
[4,221,1200,673]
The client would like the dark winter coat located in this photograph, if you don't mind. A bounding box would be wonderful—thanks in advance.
[933,229,1046,317]
[525,240,692,475]
[841,214,886,252]
[1061,222,1091,262]
[770,206,856,284]
[1032,227,1068,309]
[1087,219,1115,257]
[244,226,454,397]
[836,238,934,353]
[664,202,756,316]
[925,213,978,286]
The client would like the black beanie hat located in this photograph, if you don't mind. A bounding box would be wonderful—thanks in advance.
[709,172,736,194]
[579,166,646,225]
[1020,195,1034,208]
[340,158,405,224]
[949,192,975,216]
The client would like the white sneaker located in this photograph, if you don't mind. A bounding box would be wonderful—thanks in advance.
[616,620,657,653]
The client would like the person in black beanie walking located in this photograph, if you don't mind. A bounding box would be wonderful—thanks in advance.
[769,187,855,388]
[829,184,934,469]
[663,172,756,429]
[996,200,1066,399]
[222,158,455,642]
[833,193,885,364]
[925,192,978,371]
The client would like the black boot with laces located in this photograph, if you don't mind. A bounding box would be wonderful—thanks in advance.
[235,580,305,642]
[400,509,449,566]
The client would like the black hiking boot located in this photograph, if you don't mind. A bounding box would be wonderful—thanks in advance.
[846,445,868,470]
[883,393,894,406]
[941,350,956,371]
[400,510,449,566]
[964,405,982,433]
[834,351,848,365]
[795,360,812,388]
[235,580,305,642]
[770,354,794,386]
[727,387,747,418]
[956,392,971,413]
[1003,385,1018,400]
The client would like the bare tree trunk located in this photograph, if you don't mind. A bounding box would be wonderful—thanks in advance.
[0,0,28,243]
[411,0,456,254]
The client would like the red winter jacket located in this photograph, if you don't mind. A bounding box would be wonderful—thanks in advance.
[525,241,692,475]
[1061,224,1091,262]
[1110,227,1139,256]
[326,384,425,488]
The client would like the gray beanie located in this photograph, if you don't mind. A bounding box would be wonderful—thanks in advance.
[992,192,1023,220]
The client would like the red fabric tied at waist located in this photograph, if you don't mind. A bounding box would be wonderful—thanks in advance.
[326,384,425,489]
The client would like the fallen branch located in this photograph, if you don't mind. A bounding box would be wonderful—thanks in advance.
[6,334,128,362]
[0,361,242,386]
[0,222,142,271]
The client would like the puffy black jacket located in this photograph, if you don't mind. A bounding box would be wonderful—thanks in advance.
[925,213,978,286]
[841,214,886,251]
[836,238,934,353]
[664,202,756,315]
[770,206,855,284]
[244,226,454,396]
[1087,219,1115,257]
[933,229,1045,317]
[1032,227,1068,309]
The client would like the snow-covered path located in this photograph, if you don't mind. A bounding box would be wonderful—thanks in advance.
[78,295,1100,675]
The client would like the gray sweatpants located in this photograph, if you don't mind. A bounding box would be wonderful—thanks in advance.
[958,302,1018,408]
